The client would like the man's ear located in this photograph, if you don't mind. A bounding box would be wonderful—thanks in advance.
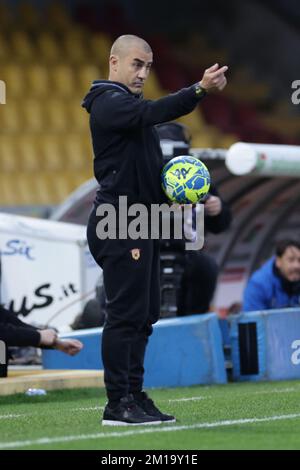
[110,55,118,72]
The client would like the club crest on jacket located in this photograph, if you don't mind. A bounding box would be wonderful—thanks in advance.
[130,248,141,260]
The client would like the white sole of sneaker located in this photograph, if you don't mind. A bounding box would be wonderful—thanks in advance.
[102,419,162,426]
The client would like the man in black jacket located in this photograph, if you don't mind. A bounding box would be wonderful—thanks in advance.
[0,305,83,377]
[83,34,228,426]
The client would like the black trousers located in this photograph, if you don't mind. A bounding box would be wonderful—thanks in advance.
[87,206,160,402]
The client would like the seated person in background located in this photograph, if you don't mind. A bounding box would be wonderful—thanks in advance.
[0,304,83,377]
[243,239,300,312]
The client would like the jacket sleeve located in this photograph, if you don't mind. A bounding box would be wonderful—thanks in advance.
[0,305,41,347]
[92,86,206,130]
[0,324,41,347]
[0,305,38,330]
[204,185,232,234]
[243,278,270,312]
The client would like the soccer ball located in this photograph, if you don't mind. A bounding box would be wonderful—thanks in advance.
[161,155,211,204]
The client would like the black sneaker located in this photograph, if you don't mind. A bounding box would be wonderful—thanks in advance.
[134,391,176,423]
[102,394,162,426]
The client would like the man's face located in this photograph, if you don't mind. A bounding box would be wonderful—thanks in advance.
[276,246,300,282]
[110,46,153,94]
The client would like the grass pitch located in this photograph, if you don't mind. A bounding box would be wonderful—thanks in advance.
[1,380,300,450]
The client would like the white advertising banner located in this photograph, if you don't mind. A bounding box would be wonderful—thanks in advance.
[0,213,99,329]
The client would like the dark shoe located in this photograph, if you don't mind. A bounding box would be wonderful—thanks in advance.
[102,394,162,426]
[134,391,176,423]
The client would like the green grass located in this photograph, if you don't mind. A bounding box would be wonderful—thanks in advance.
[1,380,300,449]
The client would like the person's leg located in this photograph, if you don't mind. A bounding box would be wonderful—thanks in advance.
[129,240,176,423]
[178,252,219,315]
[128,239,160,395]
[88,213,162,425]
[101,238,153,404]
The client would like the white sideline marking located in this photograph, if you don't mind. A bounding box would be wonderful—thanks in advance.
[74,406,104,411]
[0,414,24,420]
[168,387,300,402]
[169,396,209,402]
[2,387,299,420]
[251,387,300,395]
[72,398,209,411]
[1,413,300,449]
[75,398,209,409]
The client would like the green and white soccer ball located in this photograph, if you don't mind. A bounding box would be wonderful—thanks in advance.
[161,155,211,204]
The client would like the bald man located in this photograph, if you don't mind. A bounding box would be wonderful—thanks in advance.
[82,34,228,426]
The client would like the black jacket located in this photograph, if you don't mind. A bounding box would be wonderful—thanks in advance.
[204,185,231,234]
[82,80,206,206]
[0,305,40,347]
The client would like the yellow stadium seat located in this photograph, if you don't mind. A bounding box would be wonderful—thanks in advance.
[78,64,102,93]
[0,137,18,172]
[50,65,75,97]
[2,64,25,98]
[62,30,88,64]
[0,171,93,205]
[26,64,50,98]
[38,33,61,63]
[67,102,89,132]
[69,170,93,190]
[31,173,54,205]
[22,99,45,131]
[53,173,74,202]
[12,173,37,205]
[61,134,88,171]
[1,101,21,132]
[35,172,73,204]
[17,136,41,172]
[55,171,93,200]
[40,134,64,171]
[45,99,69,132]
[0,33,10,61]
[81,134,94,164]
[90,33,111,70]
[192,130,218,148]
[0,175,16,204]
[10,31,35,62]
[218,133,238,149]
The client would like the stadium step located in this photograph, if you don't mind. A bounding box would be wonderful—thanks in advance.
[0,369,104,396]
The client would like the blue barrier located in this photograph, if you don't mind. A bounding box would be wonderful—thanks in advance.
[230,308,300,381]
[43,313,227,387]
